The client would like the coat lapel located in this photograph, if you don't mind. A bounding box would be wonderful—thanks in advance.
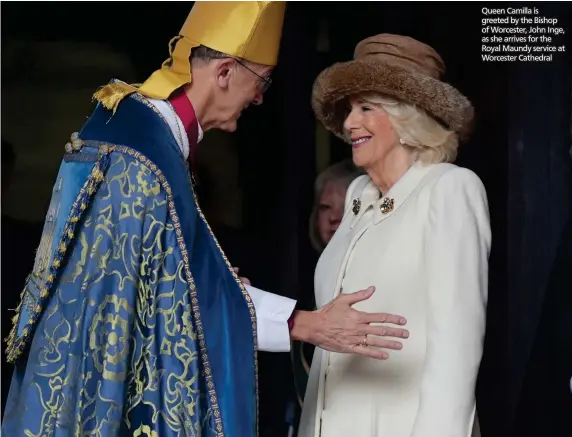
[332,162,437,298]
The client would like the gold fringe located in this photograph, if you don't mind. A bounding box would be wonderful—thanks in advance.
[92,82,139,114]
[4,287,25,362]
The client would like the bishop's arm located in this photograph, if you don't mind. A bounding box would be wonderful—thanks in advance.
[245,284,297,352]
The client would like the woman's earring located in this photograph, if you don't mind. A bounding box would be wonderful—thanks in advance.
[399,138,406,145]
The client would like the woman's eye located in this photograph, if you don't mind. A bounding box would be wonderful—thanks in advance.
[361,106,371,112]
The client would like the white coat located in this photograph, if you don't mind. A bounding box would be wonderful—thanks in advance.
[298,161,491,437]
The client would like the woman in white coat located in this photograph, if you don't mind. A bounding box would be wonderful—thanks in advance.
[298,34,491,437]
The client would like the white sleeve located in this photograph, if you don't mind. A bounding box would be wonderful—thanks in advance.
[410,168,492,437]
[244,284,297,353]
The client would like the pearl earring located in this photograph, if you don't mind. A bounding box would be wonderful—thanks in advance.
[399,138,406,145]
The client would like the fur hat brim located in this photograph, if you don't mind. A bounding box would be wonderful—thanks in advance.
[312,57,475,142]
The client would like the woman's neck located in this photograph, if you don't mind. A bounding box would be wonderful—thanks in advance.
[366,147,415,195]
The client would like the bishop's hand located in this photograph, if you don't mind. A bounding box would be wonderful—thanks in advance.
[233,267,251,286]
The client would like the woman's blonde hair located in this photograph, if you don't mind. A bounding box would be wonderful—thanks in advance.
[361,93,459,164]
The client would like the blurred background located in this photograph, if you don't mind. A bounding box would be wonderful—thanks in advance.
[2,2,571,436]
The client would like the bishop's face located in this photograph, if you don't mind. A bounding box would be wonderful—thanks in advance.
[214,59,272,132]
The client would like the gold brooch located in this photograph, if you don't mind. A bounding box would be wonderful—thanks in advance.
[380,198,395,214]
[352,198,361,215]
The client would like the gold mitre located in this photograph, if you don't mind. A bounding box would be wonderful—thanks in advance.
[94,1,286,113]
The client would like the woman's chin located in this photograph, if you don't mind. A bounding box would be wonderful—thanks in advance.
[351,153,367,169]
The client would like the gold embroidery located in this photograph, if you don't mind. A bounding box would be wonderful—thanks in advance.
[33,177,61,276]
[5,150,111,363]
[190,187,260,432]
[6,93,258,436]
[114,145,227,436]
[5,151,221,436]
[133,424,159,437]
[119,92,260,433]
[89,295,131,381]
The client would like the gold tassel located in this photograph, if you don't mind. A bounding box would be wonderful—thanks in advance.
[4,325,16,351]
[92,82,139,114]
[5,293,24,362]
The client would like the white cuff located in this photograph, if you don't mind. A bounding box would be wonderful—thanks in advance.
[244,284,297,352]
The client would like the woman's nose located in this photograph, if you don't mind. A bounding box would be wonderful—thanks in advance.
[343,110,360,132]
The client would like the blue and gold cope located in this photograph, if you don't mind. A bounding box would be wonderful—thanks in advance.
[3,85,258,437]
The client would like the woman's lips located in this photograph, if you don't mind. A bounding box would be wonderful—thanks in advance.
[352,136,371,148]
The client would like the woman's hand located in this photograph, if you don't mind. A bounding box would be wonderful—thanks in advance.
[233,267,251,286]
[290,286,409,360]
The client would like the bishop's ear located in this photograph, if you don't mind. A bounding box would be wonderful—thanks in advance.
[214,58,236,91]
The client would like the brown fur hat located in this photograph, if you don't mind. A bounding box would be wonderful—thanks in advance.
[312,34,475,142]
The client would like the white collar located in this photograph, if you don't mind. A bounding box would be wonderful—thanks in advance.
[350,161,436,228]
[148,98,204,161]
